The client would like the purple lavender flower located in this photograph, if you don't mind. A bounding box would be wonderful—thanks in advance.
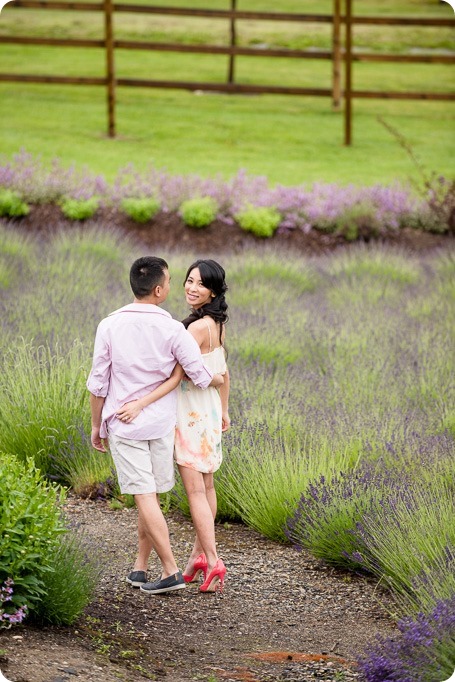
[0,578,28,628]
[358,596,455,682]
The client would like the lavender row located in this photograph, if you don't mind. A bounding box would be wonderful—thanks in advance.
[1,151,453,234]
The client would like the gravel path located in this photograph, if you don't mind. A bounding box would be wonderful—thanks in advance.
[0,496,396,682]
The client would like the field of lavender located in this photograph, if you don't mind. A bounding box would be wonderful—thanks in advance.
[0,223,454,678]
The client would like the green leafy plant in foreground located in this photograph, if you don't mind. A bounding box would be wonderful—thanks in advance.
[0,452,66,614]
[235,205,281,238]
[0,189,30,218]
[180,196,218,228]
[121,197,160,223]
[60,196,99,221]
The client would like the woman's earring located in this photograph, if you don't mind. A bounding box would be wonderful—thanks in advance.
[211,293,216,298]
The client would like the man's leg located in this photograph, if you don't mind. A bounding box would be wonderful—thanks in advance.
[133,512,154,572]
[134,492,179,579]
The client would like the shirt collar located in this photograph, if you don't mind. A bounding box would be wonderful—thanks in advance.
[109,303,172,318]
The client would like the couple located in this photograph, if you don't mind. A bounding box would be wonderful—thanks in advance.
[87,256,230,594]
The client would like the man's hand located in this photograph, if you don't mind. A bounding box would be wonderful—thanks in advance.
[91,426,107,452]
[209,373,225,388]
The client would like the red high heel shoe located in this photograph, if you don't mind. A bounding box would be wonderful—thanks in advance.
[182,553,208,583]
[199,558,226,593]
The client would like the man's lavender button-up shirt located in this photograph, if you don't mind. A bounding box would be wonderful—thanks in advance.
[87,303,213,440]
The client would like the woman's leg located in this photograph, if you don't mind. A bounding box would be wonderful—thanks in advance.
[178,465,218,573]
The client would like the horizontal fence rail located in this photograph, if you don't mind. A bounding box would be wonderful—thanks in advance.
[0,0,454,143]
[7,0,455,25]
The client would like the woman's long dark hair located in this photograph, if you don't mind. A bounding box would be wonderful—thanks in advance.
[182,259,229,344]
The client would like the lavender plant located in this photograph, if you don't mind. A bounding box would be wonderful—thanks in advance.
[285,465,402,569]
[0,579,28,628]
[0,340,92,477]
[215,418,357,541]
[350,481,455,615]
[31,531,103,625]
[1,152,451,234]
[358,596,455,682]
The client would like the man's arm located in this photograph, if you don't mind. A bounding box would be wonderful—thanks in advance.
[173,326,214,389]
[90,393,107,452]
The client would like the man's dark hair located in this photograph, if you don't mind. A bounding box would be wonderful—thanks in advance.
[130,256,168,298]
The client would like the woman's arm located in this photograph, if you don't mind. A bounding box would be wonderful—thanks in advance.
[219,368,230,432]
[116,364,185,422]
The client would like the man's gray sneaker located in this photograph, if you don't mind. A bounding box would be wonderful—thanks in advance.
[126,570,148,587]
[140,571,185,595]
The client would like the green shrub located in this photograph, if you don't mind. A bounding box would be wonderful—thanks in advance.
[61,197,98,220]
[235,205,281,238]
[180,196,217,228]
[0,189,30,218]
[121,197,160,223]
[0,453,66,614]
[32,531,102,625]
[335,202,382,241]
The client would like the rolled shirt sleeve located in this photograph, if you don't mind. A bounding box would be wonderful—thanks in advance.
[173,326,213,389]
[86,322,111,397]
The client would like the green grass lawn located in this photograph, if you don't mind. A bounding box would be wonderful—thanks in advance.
[0,0,453,185]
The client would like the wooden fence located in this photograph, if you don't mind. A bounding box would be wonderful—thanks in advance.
[0,0,454,144]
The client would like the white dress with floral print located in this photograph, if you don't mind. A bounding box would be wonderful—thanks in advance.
[174,342,227,474]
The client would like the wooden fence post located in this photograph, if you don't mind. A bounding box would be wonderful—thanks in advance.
[104,0,116,137]
[332,0,341,110]
[227,0,237,84]
[344,0,352,145]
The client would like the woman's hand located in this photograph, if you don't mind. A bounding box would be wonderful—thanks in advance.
[221,411,231,432]
[116,400,142,423]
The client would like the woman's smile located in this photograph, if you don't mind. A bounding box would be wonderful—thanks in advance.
[184,267,213,309]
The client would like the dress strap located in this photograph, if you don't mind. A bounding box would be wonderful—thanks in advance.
[204,318,213,352]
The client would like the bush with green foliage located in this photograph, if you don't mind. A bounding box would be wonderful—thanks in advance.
[180,196,217,228]
[235,205,281,238]
[0,453,66,615]
[336,202,382,241]
[0,189,30,218]
[121,197,160,223]
[60,197,98,221]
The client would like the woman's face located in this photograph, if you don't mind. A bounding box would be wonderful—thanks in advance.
[184,267,213,309]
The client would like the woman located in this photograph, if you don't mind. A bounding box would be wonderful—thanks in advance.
[117,259,230,593]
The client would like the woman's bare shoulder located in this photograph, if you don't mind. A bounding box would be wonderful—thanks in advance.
[187,318,208,332]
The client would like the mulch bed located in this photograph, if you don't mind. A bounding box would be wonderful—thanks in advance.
[2,204,453,256]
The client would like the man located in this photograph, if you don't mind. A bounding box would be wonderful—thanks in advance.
[87,256,224,594]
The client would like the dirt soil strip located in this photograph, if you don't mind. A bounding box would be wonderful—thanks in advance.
[0,495,397,682]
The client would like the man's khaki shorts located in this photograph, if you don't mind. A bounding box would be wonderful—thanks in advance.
[108,429,175,495]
